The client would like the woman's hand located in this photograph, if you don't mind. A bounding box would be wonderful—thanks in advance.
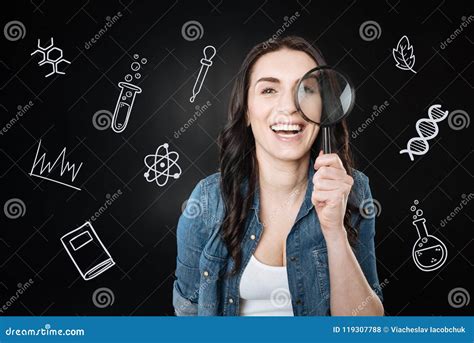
[312,150,354,241]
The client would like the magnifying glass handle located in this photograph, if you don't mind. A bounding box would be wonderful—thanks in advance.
[322,127,332,154]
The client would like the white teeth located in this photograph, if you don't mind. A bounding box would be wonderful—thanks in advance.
[270,124,302,132]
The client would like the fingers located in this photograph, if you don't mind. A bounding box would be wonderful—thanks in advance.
[313,151,353,199]
[313,164,353,186]
[314,151,345,171]
[313,178,353,192]
[311,189,348,204]
[314,166,349,182]
[312,153,353,201]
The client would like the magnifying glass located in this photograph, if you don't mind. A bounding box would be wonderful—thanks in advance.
[295,66,355,154]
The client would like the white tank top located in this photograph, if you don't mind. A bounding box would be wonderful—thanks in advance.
[239,254,294,316]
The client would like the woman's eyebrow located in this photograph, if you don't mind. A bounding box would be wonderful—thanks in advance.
[255,77,300,86]
[255,77,280,84]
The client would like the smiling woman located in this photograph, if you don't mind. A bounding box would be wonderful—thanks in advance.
[247,50,319,155]
[173,35,384,316]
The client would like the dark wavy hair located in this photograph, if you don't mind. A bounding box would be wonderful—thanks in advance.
[218,35,358,275]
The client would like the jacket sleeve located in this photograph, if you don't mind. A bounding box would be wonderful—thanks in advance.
[354,174,385,304]
[173,179,210,316]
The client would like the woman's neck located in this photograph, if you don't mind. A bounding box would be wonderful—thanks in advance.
[256,149,310,198]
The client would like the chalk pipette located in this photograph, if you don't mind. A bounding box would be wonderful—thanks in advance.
[190,45,216,103]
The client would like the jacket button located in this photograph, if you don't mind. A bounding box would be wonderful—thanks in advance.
[290,256,296,262]
[250,234,256,240]
[228,298,234,304]
[295,299,303,305]
[203,271,209,277]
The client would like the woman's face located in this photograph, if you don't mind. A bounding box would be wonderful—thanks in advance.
[247,48,320,162]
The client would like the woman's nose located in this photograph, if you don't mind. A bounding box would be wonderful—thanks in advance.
[275,88,298,115]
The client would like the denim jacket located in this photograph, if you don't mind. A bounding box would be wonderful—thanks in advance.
[173,161,383,316]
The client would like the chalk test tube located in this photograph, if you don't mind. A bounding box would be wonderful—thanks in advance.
[112,82,142,133]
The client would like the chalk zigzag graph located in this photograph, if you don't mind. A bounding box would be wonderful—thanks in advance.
[29,140,83,191]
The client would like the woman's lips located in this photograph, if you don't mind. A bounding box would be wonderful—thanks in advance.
[270,125,306,142]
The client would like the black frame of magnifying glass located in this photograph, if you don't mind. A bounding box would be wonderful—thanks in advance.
[294,65,356,153]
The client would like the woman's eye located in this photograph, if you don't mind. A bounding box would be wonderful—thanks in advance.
[261,87,276,95]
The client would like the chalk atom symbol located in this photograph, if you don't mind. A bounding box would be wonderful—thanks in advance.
[144,143,182,187]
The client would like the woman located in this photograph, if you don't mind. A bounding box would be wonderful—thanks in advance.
[173,35,384,316]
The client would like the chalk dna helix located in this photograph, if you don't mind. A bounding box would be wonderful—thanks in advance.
[400,104,449,161]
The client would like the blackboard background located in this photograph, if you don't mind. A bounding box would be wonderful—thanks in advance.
[1,0,472,316]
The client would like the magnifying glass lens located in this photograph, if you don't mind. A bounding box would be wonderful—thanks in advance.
[296,67,354,126]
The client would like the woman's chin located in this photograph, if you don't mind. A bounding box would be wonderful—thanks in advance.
[256,133,314,162]
[269,148,309,162]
